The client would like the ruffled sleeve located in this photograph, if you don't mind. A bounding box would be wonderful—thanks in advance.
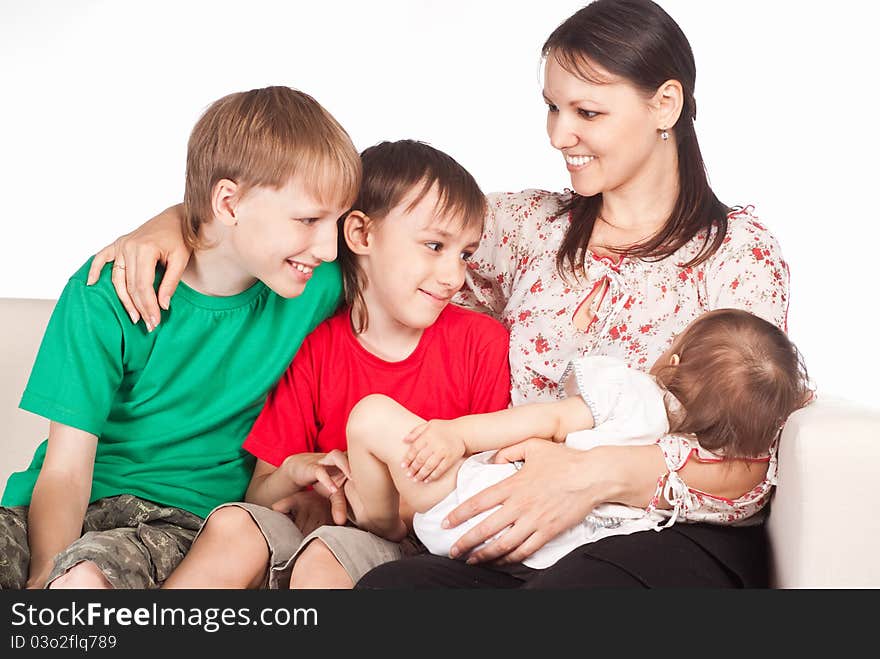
[560,355,628,426]
[703,207,790,331]
[560,356,668,452]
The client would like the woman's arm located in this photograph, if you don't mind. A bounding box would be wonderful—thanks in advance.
[442,440,766,565]
[86,203,191,331]
[26,422,98,588]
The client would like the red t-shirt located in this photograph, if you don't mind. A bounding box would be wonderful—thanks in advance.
[243,304,511,466]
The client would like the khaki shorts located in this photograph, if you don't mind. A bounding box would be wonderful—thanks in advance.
[208,502,421,588]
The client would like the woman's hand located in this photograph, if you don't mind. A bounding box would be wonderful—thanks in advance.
[86,204,191,331]
[444,440,615,565]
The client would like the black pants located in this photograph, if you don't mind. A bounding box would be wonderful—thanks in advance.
[356,523,768,589]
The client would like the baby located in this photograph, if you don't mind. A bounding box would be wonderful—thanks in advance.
[343,308,811,568]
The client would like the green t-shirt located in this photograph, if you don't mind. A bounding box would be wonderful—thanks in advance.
[2,257,342,518]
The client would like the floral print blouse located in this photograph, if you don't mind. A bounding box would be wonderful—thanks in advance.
[650,433,777,526]
[456,189,790,406]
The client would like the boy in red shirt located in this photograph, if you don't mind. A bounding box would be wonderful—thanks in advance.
[162,140,511,589]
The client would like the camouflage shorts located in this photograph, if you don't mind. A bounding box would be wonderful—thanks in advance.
[0,494,203,589]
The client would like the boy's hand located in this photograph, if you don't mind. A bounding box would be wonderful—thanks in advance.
[282,451,351,494]
[271,490,340,535]
[312,474,350,527]
[401,419,466,482]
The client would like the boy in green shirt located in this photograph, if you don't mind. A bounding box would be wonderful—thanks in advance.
[0,86,360,589]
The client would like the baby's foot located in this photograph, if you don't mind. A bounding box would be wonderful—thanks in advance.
[385,517,409,543]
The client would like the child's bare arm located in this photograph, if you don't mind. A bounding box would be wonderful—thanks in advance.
[404,396,594,482]
[244,452,350,509]
[26,422,97,589]
[462,396,594,450]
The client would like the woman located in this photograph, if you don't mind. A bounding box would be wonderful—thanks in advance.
[359,0,788,588]
[91,0,789,587]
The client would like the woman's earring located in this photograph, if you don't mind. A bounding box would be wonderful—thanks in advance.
[660,129,669,141]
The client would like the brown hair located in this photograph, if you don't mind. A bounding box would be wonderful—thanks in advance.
[183,86,361,249]
[654,309,811,459]
[542,0,730,278]
[338,140,487,333]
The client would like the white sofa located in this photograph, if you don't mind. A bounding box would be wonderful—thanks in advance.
[2,297,879,588]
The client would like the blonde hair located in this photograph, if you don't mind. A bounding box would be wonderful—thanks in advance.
[183,86,361,248]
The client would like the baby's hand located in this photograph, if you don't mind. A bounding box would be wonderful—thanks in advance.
[401,419,466,482]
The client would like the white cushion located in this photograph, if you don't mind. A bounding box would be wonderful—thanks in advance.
[768,396,880,587]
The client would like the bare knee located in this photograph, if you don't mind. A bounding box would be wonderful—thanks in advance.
[290,540,353,590]
[49,561,112,590]
[201,506,268,561]
[347,394,404,447]
[202,506,264,546]
[162,506,269,589]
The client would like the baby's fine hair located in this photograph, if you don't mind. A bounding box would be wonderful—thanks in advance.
[183,86,361,249]
[339,139,487,333]
[654,309,811,458]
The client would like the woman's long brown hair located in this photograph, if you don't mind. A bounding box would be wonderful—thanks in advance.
[544,0,730,278]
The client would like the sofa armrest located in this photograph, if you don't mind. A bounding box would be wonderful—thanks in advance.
[0,298,56,490]
[768,395,880,587]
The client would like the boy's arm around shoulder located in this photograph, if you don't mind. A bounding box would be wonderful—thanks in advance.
[26,422,97,589]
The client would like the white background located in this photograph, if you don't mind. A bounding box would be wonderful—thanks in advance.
[1,0,877,409]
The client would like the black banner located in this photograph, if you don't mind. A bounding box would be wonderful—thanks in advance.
[0,589,872,653]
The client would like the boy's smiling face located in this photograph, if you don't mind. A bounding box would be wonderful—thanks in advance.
[359,184,482,331]
[229,176,345,298]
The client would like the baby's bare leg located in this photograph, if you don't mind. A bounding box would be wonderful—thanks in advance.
[346,395,462,539]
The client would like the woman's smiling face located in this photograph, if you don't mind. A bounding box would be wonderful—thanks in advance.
[543,54,667,198]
